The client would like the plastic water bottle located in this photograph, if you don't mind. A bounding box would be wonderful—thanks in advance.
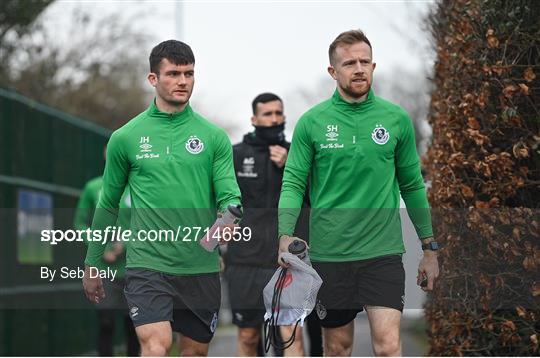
[288,239,309,264]
[200,205,242,251]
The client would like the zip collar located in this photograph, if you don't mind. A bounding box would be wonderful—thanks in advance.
[332,88,375,112]
[147,98,193,122]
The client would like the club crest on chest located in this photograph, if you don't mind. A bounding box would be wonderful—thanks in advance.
[186,135,204,154]
[372,124,390,145]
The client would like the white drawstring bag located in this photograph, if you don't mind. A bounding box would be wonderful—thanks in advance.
[263,252,322,326]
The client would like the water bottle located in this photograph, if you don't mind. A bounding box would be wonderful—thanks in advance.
[288,239,310,264]
[200,205,242,251]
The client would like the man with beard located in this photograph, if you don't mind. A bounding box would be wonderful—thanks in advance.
[82,40,241,356]
[278,30,439,356]
[225,93,322,356]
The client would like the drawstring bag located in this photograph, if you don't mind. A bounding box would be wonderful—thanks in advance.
[263,252,322,351]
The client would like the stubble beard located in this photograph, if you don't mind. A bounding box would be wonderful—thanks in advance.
[343,82,370,101]
[165,95,188,107]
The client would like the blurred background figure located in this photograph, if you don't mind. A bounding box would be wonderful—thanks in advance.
[73,144,139,356]
[224,92,322,356]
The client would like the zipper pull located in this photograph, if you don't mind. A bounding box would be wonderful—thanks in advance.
[353,135,356,144]
[167,146,170,154]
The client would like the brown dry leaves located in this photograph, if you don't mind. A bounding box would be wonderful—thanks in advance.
[424,0,539,356]
[486,28,500,48]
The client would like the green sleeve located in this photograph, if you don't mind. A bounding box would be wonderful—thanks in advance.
[73,182,96,231]
[85,132,129,267]
[395,112,433,239]
[278,115,313,237]
[116,188,131,229]
[212,129,241,211]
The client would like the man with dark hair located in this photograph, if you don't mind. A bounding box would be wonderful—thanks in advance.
[278,29,439,356]
[225,93,322,356]
[227,92,293,356]
[82,40,241,356]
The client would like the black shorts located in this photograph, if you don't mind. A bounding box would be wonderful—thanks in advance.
[312,254,405,328]
[124,268,220,343]
[224,264,275,328]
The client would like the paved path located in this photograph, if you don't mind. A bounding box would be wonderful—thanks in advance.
[208,313,427,357]
[208,210,430,356]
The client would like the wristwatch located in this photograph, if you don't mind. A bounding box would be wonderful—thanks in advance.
[421,241,439,251]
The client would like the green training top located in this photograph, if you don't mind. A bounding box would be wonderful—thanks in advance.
[85,100,241,275]
[278,89,433,262]
[74,176,131,278]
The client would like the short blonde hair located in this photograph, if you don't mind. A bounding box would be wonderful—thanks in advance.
[329,30,372,65]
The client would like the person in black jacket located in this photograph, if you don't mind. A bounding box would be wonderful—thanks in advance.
[224,93,322,356]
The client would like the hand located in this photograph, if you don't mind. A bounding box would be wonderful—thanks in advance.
[269,145,288,168]
[417,250,439,291]
[278,235,308,268]
[82,265,105,303]
[102,251,118,264]
[103,242,124,264]
[111,242,124,255]
[103,243,124,263]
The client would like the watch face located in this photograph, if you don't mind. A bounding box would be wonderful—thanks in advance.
[422,241,439,250]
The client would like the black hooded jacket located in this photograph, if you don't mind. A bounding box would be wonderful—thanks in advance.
[225,132,309,268]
